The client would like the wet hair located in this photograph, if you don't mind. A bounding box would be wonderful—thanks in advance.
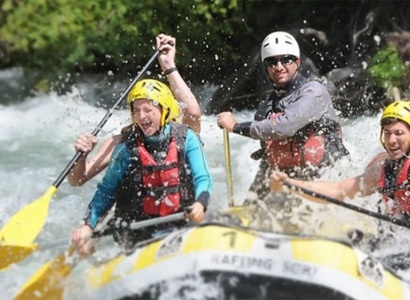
[381,117,410,130]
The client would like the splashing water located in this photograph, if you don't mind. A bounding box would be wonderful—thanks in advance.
[1,81,410,298]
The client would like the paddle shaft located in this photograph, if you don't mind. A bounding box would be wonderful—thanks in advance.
[284,181,410,229]
[223,129,234,207]
[52,48,164,188]
[92,212,186,238]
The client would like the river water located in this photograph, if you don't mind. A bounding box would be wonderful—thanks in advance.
[1,68,410,298]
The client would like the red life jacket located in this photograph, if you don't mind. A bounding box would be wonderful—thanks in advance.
[265,113,325,169]
[379,158,410,216]
[138,138,181,216]
[114,123,194,223]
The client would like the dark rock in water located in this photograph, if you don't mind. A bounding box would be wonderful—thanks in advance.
[203,51,270,115]
[0,68,38,104]
[325,67,387,117]
[205,211,244,227]
[381,252,410,271]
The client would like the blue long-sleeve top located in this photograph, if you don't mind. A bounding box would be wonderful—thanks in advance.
[85,124,213,228]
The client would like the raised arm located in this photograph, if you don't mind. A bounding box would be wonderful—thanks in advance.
[156,33,201,134]
[270,152,386,203]
[68,133,122,186]
[271,173,362,204]
[70,34,202,186]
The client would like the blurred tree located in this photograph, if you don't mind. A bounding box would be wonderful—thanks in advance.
[0,0,253,81]
[0,0,409,100]
[367,45,406,97]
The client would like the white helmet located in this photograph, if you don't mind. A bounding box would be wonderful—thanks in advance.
[261,31,300,62]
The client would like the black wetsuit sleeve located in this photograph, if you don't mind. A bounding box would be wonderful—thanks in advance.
[233,122,252,137]
[196,191,210,211]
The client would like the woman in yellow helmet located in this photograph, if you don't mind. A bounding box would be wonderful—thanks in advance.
[270,101,410,218]
[68,33,202,186]
[71,78,212,257]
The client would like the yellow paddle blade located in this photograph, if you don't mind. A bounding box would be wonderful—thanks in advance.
[0,186,57,246]
[226,206,253,226]
[15,247,74,300]
[0,244,38,271]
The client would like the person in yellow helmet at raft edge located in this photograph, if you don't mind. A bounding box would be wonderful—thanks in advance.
[271,100,410,228]
[71,79,213,257]
[68,33,202,187]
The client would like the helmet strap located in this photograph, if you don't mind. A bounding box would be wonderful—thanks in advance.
[165,108,171,123]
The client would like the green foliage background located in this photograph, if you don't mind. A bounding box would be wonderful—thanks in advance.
[1,0,409,97]
[367,45,405,90]
[0,0,251,78]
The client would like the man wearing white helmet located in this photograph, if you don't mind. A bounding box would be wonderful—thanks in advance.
[217,31,349,201]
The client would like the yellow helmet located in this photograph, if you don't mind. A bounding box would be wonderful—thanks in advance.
[380,101,410,147]
[381,101,410,125]
[127,79,181,126]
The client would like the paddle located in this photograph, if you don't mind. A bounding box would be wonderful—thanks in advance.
[0,238,69,271]
[285,178,410,273]
[283,181,410,229]
[0,48,165,248]
[14,212,186,300]
[223,129,234,207]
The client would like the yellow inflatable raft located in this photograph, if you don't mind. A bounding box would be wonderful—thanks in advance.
[77,218,409,300]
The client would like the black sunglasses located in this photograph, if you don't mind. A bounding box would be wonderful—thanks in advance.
[264,56,297,67]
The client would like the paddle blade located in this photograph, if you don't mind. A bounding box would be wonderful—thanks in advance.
[0,186,57,246]
[15,248,74,300]
[0,244,38,271]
